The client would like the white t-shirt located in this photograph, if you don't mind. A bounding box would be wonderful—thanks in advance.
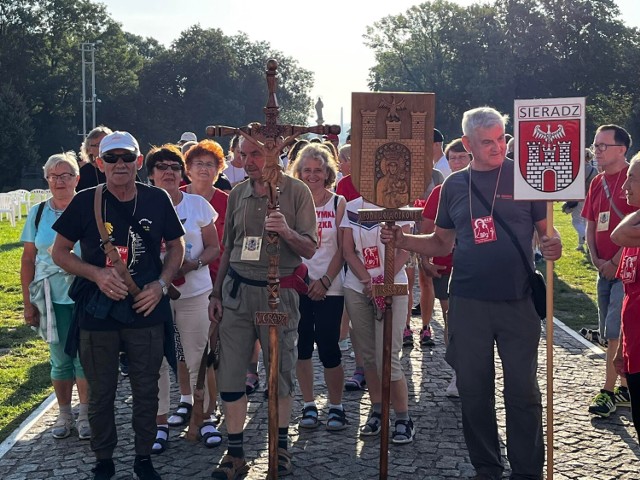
[174,192,218,298]
[222,163,246,186]
[303,193,345,296]
[340,197,410,294]
[434,154,451,178]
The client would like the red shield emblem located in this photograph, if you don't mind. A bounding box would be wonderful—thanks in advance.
[518,120,581,193]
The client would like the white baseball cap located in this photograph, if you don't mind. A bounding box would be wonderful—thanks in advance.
[99,131,140,157]
[179,131,197,144]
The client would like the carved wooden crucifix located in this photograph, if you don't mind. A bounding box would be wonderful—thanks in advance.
[206,59,339,479]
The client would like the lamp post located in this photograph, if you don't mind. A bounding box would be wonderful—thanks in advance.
[80,41,101,138]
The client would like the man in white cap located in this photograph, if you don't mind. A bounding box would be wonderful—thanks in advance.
[178,131,198,145]
[52,131,185,480]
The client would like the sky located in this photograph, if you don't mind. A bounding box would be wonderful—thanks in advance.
[101,0,640,132]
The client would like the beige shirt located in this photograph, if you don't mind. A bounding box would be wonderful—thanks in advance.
[223,175,317,280]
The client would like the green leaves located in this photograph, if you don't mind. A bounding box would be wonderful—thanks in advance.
[364,0,640,145]
[0,0,314,189]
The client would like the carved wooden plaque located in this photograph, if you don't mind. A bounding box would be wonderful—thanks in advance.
[351,92,435,208]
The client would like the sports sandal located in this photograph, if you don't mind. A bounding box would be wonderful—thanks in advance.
[326,407,348,431]
[344,371,366,391]
[167,402,192,427]
[391,418,415,444]
[277,448,293,476]
[151,426,169,454]
[360,412,382,436]
[199,421,222,448]
[299,405,319,429]
[211,454,249,480]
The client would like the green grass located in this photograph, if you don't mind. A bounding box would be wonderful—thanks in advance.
[550,203,599,332]
[0,203,601,444]
[0,218,52,444]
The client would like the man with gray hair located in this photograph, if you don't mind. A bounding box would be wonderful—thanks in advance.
[381,107,562,480]
[52,131,185,480]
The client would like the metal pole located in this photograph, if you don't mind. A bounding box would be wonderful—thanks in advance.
[81,43,87,139]
[91,44,96,130]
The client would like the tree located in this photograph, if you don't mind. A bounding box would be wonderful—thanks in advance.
[364,0,640,144]
[0,83,37,189]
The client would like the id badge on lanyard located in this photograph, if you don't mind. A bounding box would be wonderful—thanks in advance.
[597,211,610,232]
[241,236,262,261]
[472,215,498,244]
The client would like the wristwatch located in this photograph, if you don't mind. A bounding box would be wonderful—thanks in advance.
[158,278,169,296]
[196,258,204,270]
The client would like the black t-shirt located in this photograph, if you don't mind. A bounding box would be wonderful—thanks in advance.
[77,163,106,192]
[214,173,232,191]
[436,160,546,301]
[53,182,185,330]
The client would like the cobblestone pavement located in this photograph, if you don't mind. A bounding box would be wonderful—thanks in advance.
[0,312,638,480]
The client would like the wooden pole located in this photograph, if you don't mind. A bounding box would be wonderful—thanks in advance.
[379,220,396,480]
[546,201,554,480]
[359,208,422,480]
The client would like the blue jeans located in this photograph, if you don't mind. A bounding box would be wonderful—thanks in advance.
[596,275,623,340]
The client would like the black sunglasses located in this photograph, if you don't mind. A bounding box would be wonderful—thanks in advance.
[102,152,138,164]
[155,163,183,171]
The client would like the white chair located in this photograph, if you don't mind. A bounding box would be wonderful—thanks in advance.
[30,188,49,205]
[0,193,16,227]
[8,189,30,219]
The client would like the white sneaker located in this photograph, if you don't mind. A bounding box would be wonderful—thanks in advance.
[51,412,74,439]
[338,339,350,351]
[445,373,459,398]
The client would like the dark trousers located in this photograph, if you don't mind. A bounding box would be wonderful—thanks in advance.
[297,294,344,368]
[628,371,640,440]
[446,296,544,480]
[79,324,164,459]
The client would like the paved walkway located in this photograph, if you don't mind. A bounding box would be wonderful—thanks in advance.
[0,312,638,479]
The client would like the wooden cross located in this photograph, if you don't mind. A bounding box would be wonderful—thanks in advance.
[206,59,339,480]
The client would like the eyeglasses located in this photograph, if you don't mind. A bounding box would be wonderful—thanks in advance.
[155,163,182,171]
[47,173,75,182]
[101,152,138,163]
[191,161,217,169]
[591,143,624,152]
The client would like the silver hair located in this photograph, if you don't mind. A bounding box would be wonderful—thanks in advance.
[291,143,338,188]
[43,151,80,177]
[462,107,509,138]
[80,125,113,163]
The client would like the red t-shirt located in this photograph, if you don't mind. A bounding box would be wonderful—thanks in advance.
[617,247,640,374]
[180,186,228,284]
[582,166,637,260]
[421,184,453,274]
[336,175,360,202]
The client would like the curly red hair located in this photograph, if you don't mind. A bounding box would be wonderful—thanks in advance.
[184,139,226,174]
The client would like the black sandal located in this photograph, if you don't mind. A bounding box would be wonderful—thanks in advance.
[199,421,222,448]
[151,426,169,454]
[167,402,192,427]
[298,405,319,429]
[326,407,348,431]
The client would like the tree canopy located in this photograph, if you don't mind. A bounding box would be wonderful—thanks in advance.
[364,0,640,149]
[0,0,314,189]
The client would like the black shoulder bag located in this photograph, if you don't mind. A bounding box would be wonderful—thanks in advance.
[465,171,547,319]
